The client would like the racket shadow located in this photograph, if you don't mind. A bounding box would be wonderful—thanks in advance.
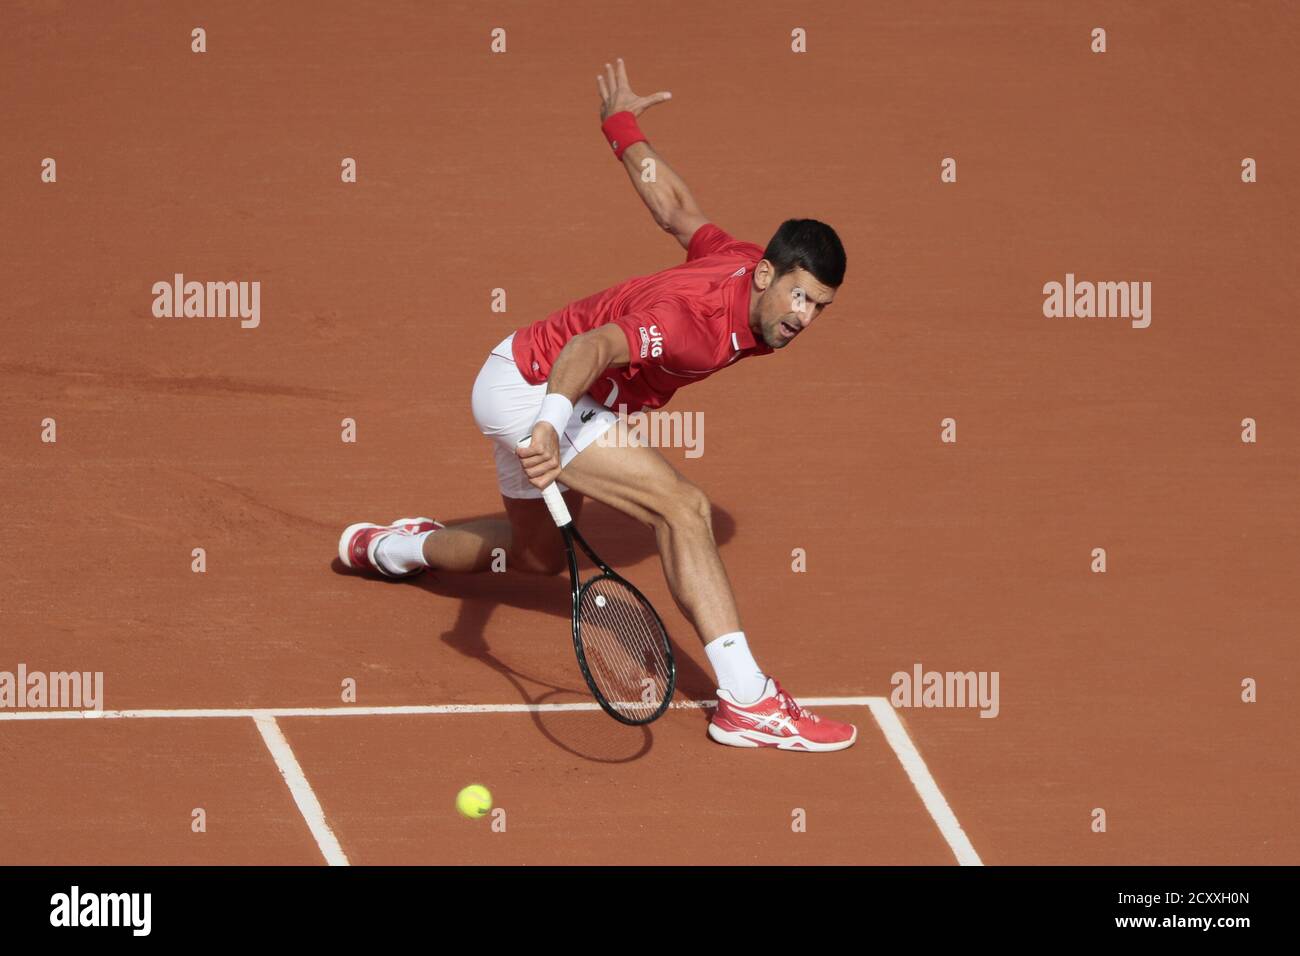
[411,568,658,763]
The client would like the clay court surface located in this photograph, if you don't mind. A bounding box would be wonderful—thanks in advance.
[2,1,1297,865]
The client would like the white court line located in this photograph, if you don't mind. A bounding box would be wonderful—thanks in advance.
[1,694,980,866]
[252,714,350,866]
[866,699,983,866]
[0,696,877,721]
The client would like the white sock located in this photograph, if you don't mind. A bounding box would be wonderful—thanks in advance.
[374,530,434,575]
[704,632,768,704]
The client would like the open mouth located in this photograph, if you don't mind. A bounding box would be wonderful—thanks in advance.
[779,321,799,340]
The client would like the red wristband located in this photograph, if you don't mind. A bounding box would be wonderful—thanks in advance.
[601,111,647,161]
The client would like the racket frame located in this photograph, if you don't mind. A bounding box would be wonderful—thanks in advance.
[560,520,676,726]
[518,437,676,726]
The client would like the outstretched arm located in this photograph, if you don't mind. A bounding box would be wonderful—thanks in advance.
[597,58,708,249]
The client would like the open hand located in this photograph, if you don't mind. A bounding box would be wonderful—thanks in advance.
[597,58,671,121]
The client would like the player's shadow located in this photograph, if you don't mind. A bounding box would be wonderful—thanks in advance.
[330,501,732,762]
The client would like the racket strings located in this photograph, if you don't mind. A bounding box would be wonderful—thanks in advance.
[586,581,667,698]
[578,577,672,721]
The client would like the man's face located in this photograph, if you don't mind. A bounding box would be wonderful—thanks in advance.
[752,262,836,349]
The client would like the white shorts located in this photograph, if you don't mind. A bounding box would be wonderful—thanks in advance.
[471,334,618,499]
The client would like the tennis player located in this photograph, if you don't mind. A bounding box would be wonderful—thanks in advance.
[340,59,856,752]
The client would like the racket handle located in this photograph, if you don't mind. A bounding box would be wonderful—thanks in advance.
[516,436,573,527]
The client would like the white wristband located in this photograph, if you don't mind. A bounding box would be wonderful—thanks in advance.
[533,392,574,440]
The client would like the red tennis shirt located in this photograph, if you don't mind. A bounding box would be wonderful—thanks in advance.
[511,223,773,412]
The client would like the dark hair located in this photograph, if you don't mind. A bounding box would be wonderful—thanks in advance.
[762,219,846,288]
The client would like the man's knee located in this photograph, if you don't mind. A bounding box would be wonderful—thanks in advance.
[653,479,712,533]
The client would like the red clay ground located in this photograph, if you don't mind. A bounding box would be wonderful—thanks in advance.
[1,1,1297,865]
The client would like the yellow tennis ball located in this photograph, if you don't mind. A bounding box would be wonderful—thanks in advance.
[456,784,493,820]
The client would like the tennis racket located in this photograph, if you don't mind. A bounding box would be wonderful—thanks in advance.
[518,438,676,725]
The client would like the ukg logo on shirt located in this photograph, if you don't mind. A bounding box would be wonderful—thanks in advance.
[638,324,663,359]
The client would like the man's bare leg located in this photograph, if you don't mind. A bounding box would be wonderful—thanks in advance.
[355,431,855,745]
[417,492,584,575]
[556,438,741,645]
[373,434,753,694]
[414,439,739,644]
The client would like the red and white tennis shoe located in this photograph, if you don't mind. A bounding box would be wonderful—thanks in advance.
[337,516,443,578]
[709,678,857,752]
